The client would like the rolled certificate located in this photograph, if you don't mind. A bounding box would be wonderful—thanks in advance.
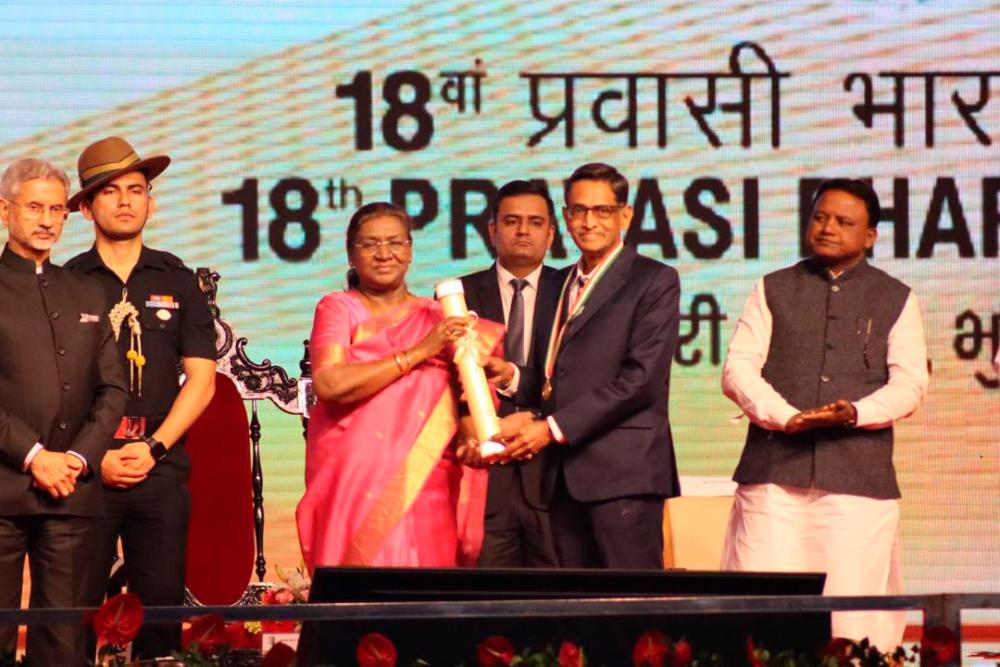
[434,279,506,458]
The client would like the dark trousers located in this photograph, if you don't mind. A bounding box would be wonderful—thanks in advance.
[549,470,664,569]
[83,473,190,660]
[0,514,91,665]
[478,469,558,568]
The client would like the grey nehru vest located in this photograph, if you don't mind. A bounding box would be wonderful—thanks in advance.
[733,258,911,499]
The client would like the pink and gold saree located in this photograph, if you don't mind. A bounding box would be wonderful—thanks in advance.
[296,291,499,571]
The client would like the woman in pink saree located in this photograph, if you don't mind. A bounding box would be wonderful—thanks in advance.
[296,202,500,571]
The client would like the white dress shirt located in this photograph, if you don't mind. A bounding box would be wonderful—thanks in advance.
[494,263,542,398]
[547,260,601,444]
[722,277,929,431]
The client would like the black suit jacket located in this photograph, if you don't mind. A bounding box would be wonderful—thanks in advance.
[0,246,128,517]
[544,245,681,503]
[460,263,561,512]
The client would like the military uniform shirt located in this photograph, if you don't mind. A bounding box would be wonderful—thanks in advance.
[65,245,216,476]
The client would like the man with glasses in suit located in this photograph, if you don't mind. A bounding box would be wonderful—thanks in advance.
[0,158,127,664]
[499,163,681,569]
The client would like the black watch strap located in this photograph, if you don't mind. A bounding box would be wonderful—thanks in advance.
[142,436,168,462]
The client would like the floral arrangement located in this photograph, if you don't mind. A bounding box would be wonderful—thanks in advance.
[745,629,963,667]
[631,630,694,667]
[2,587,971,667]
[92,592,144,667]
[79,565,309,665]
[242,563,311,641]
[87,593,296,667]
[178,613,239,664]
[349,625,966,667]
[262,563,311,605]
[357,632,589,667]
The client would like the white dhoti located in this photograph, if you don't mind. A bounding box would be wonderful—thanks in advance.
[720,483,904,651]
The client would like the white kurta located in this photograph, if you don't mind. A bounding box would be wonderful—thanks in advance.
[721,482,904,650]
[720,274,928,651]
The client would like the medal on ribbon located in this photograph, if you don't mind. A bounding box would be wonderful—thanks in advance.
[541,243,625,403]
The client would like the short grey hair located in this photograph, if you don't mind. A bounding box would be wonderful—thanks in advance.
[0,158,71,201]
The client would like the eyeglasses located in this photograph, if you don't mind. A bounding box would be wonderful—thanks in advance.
[354,238,412,256]
[565,204,624,221]
[10,201,68,221]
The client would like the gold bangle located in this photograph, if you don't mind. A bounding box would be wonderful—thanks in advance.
[392,352,406,375]
[400,349,411,374]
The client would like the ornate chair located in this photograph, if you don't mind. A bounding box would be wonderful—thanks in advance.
[183,268,313,605]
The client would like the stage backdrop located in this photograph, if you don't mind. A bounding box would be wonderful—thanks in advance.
[2,0,997,606]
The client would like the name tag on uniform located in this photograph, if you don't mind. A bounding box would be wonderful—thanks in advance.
[79,313,100,323]
[146,294,179,309]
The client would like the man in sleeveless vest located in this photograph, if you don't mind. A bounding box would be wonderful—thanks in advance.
[720,179,928,651]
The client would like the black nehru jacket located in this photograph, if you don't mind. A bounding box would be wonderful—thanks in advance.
[0,246,128,517]
[733,258,911,499]
[65,246,217,477]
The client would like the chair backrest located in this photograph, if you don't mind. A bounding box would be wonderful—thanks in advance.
[663,495,735,570]
[184,268,310,601]
[185,372,255,604]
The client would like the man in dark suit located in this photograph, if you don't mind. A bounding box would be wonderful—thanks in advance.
[500,163,680,569]
[0,158,127,664]
[460,180,561,567]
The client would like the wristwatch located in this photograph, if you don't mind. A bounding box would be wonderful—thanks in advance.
[142,435,169,462]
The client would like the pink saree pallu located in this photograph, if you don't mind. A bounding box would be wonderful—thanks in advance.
[296,293,499,571]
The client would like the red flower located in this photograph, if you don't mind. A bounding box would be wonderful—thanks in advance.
[746,637,767,667]
[224,621,262,650]
[357,632,397,667]
[183,613,230,656]
[262,641,297,667]
[476,635,516,666]
[262,619,299,633]
[91,592,144,647]
[671,638,693,667]
[819,637,854,665]
[261,589,277,605]
[920,626,959,667]
[633,630,669,667]
[558,640,585,667]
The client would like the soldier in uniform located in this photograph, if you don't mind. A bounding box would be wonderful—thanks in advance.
[0,158,127,664]
[66,137,217,659]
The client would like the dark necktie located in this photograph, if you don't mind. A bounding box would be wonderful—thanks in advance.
[505,278,528,366]
[561,273,589,325]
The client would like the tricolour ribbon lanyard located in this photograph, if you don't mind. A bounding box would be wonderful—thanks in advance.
[541,242,624,401]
